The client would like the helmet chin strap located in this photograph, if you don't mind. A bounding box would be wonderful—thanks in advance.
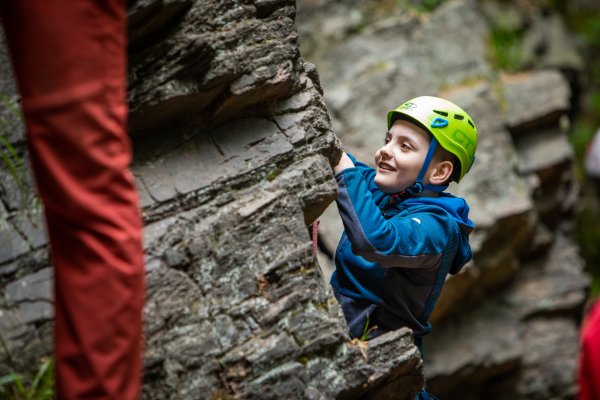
[392,137,448,199]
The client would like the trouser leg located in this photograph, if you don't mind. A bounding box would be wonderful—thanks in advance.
[0,1,145,398]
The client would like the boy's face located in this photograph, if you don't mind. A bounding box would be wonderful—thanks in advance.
[374,119,431,194]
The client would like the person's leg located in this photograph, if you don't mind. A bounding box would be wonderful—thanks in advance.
[0,1,144,398]
[579,303,600,400]
[333,291,386,339]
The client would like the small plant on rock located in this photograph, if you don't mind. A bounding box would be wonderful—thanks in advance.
[0,337,54,400]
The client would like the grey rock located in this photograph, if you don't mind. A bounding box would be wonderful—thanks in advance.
[134,174,156,209]
[419,0,492,87]
[502,70,571,134]
[12,211,48,250]
[481,1,528,33]
[521,12,584,72]
[0,261,18,276]
[140,181,421,398]
[429,263,479,324]
[128,0,193,46]
[0,218,29,264]
[133,117,292,202]
[265,155,338,224]
[0,27,17,97]
[5,267,53,305]
[0,307,30,351]
[0,29,25,145]
[514,127,574,174]
[424,234,587,399]
[528,222,554,256]
[233,329,423,400]
[0,163,37,214]
[516,317,579,399]
[144,266,207,338]
[13,301,53,325]
[142,215,178,253]
[3,268,53,326]
[337,329,424,400]
[127,0,302,134]
[505,233,589,319]
[425,301,523,397]
[0,97,24,145]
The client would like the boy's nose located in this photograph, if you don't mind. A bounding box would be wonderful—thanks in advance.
[379,146,392,159]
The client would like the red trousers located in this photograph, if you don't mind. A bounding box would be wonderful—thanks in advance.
[579,302,600,400]
[0,1,145,398]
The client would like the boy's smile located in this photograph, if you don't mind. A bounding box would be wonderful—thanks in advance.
[374,119,430,194]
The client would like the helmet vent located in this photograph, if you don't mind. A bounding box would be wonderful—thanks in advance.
[468,119,475,129]
[454,114,464,120]
[433,110,448,117]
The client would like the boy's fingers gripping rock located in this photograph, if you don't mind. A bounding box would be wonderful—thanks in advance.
[325,133,345,168]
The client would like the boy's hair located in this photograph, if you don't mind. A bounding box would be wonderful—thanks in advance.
[429,133,460,185]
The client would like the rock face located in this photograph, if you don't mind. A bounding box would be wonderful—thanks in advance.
[0,0,593,398]
[0,1,424,399]
[297,0,590,398]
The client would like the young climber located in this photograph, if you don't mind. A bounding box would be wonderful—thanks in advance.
[331,95,477,348]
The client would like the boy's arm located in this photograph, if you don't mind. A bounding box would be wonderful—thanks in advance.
[335,168,447,268]
[334,151,378,190]
[333,152,355,174]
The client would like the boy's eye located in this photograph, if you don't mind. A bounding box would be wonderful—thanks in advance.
[383,137,391,144]
[401,142,412,150]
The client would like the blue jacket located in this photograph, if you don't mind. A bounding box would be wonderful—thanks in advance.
[331,155,474,338]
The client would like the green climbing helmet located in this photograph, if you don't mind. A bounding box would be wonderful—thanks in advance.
[387,96,478,182]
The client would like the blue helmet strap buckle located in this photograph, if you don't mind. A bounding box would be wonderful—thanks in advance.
[407,182,423,194]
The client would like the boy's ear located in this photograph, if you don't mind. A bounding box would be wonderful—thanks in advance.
[428,160,454,185]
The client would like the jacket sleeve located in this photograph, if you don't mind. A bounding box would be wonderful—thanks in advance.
[335,167,448,269]
[346,153,378,192]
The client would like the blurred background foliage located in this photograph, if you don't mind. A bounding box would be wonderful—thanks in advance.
[554,0,600,297]
[485,0,600,296]
[473,0,600,297]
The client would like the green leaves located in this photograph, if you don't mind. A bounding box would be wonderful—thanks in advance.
[359,313,379,341]
[487,25,527,72]
[0,358,54,400]
[0,336,54,400]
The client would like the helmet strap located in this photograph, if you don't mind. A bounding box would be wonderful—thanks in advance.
[392,137,448,199]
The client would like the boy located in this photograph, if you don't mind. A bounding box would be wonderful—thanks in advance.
[331,96,477,350]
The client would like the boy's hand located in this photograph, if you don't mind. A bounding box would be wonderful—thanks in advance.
[333,152,355,174]
[325,133,345,168]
